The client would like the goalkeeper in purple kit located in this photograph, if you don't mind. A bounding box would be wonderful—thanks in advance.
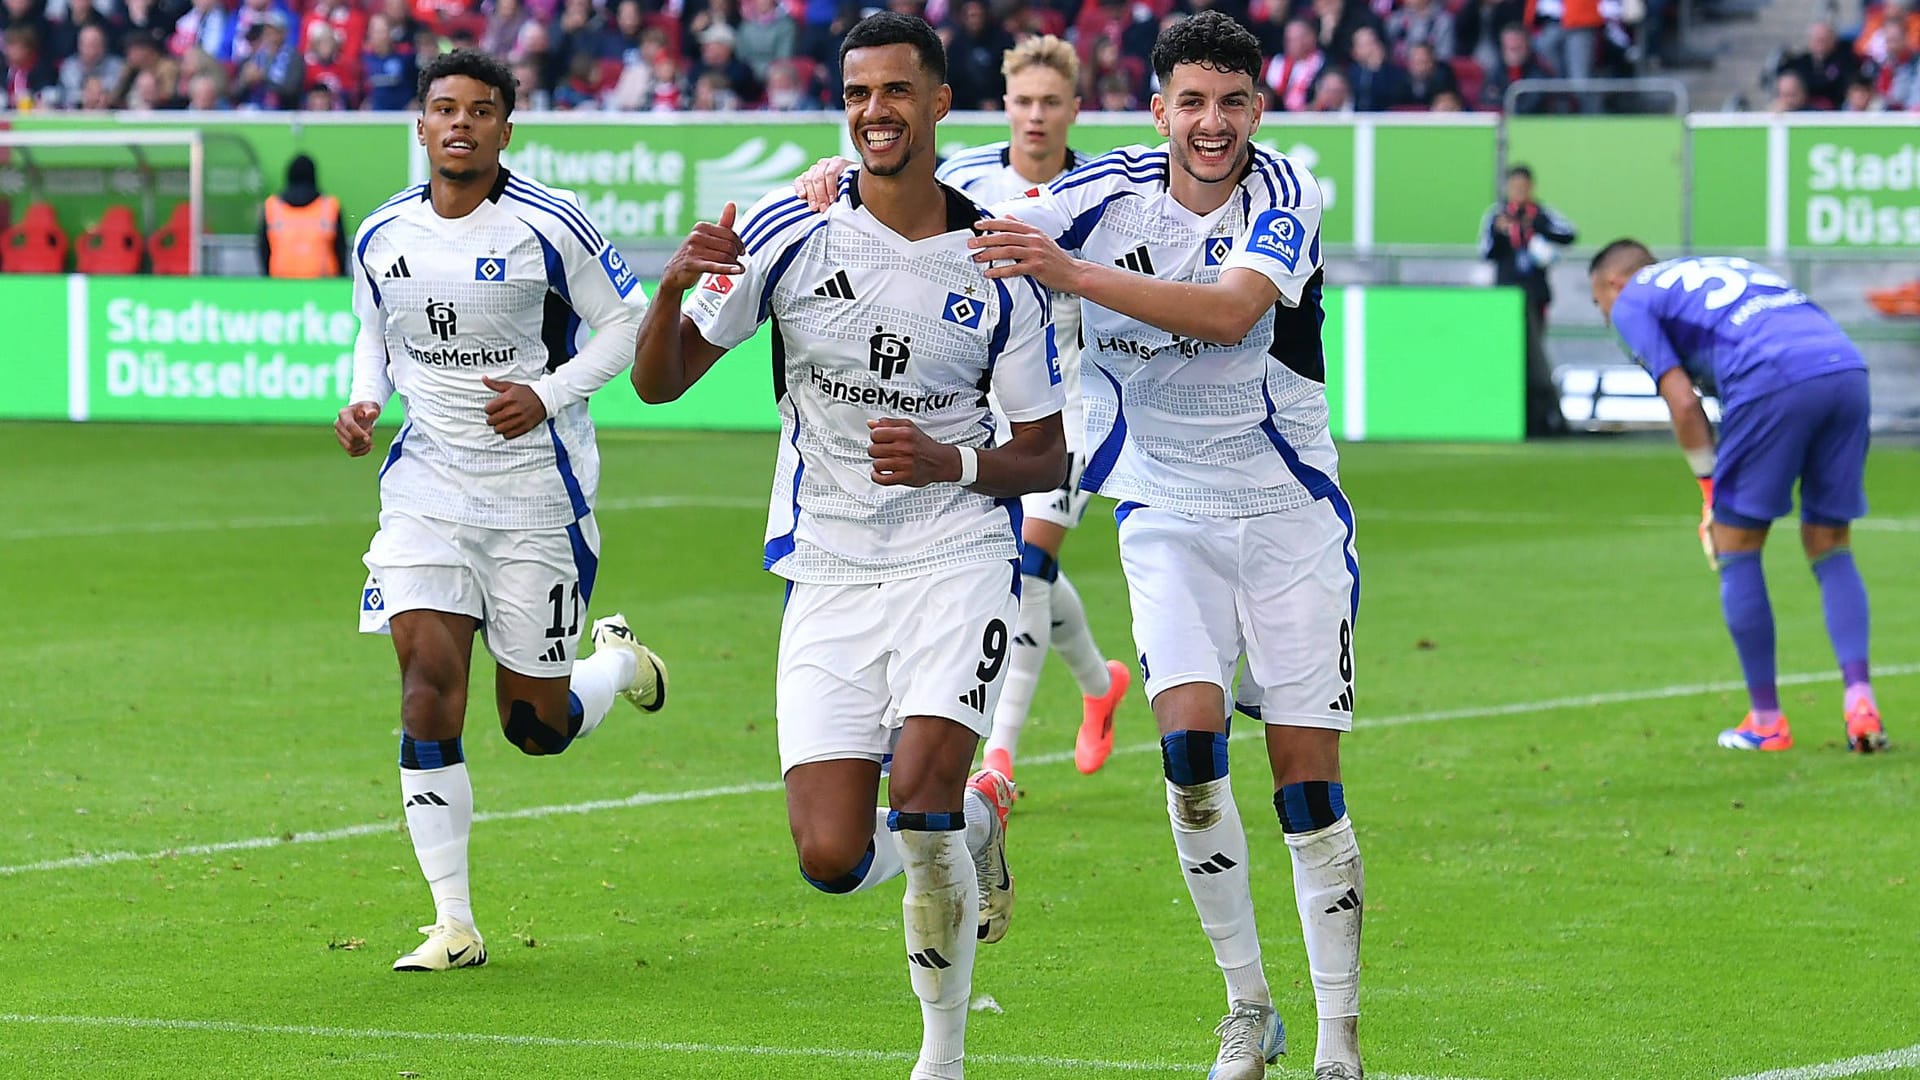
[1588,238,1886,755]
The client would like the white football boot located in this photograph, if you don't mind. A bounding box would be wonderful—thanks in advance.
[393,922,487,972]
[1209,1001,1286,1080]
[590,614,669,712]
[966,768,1016,944]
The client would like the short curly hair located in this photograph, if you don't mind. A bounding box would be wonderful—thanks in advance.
[417,48,517,117]
[1150,10,1264,85]
[840,12,947,83]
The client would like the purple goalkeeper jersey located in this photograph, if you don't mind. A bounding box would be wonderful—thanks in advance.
[1609,256,1866,412]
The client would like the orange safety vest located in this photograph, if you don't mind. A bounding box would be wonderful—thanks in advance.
[264,194,341,278]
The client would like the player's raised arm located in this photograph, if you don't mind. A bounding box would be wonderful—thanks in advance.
[632,202,745,403]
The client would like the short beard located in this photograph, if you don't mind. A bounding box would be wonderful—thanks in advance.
[437,163,483,182]
[1171,138,1247,185]
[860,147,911,178]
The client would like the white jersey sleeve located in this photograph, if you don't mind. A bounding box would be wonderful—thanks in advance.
[349,232,395,407]
[1222,165,1325,307]
[527,189,649,418]
[990,275,1064,423]
[685,187,817,351]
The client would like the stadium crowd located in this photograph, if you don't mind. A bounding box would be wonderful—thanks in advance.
[0,0,1679,114]
[1765,2,1920,112]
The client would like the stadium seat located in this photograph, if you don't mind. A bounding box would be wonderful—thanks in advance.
[147,203,194,276]
[75,205,145,275]
[1449,57,1486,107]
[0,201,69,274]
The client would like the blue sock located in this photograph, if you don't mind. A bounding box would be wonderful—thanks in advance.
[399,734,464,769]
[1275,781,1346,835]
[1161,730,1230,785]
[1811,548,1872,702]
[1718,551,1779,715]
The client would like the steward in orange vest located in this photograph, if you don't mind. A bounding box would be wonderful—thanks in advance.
[259,153,347,278]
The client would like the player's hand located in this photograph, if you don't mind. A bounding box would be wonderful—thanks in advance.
[335,401,381,457]
[868,418,959,488]
[794,156,854,213]
[1697,477,1717,571]
[481,375,548,439]
[660,202,744,294]
[969,218,1078,290]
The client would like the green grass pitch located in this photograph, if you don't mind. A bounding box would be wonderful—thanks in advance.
[2,422,1916,1080]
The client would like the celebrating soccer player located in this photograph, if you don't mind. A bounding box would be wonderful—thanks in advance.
[1589,241,1887,755]
[632,14,1066,1079]
[337,49,670,974]
[934,37,1132,784]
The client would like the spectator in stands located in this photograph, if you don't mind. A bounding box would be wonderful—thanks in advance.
[1456,0,1523,73]
[373,0,419,53]
[686,0,738,59]
[77,70,110,105]
[229,0,288,62]
[1480,163,1575,436]
[3,24,57,105]
[1404,40,1458,105]
[1,0,51,46]
[1856,0,1920,68]
[303,23,355,105]
[689,65,739,108]
[47,0,108,65]
[552,0,614,73]
[123,63,159,104]
[509,54,551,107]
[1094,69,1134,110]
[169,0,229,62]
[1878,32,1919,107]
[1264,19,1325,111]
[58,22,121,103]
[1386,0,1454,61]
[944,0,1009,108]
[551,49,603,108]
[118,0,171,54]
[259,152,345,278]
[1347,24,1409,108]
[1780,21,1854,108]
[1769,68,1809,111]
[480,0,528,58]
[1482,24,1548,110]
[111,27,158,98]
[1311,0,1380,66]
[608,0,644,62]
[184,66,225,106]
[303,79,338,110]
[1310,65,1355,110]
[149,52,182,104]
[693,22,757,104]
[234,12,301,108]
[734,0,794,81]
[644,45,683,109]
[299,0,364,68]
[1532,0,1603,89]
[761,55,811,109]
[360,12,415,109]
[1842,72,1884,110]
[1430,85,1465,109]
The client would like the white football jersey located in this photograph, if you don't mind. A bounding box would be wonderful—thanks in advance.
[937,141,1088,452]
[1003,143,1340,519]
[686,175,1065,585]
[349,170,647,531]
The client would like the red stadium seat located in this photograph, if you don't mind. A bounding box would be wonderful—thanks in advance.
[147,203,194,276]
[1449,57,1485,107]
[75,204,145,275]
[0,201,68,274]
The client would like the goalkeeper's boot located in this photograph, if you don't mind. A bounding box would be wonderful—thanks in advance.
[393,922,486,972]
[590,615,669,712]
[1209,1001,1286,1080]
[1075,660,1131,775]
[967,767,1015,944]
[1717,712,1793,751]
[1846,698,1888,754]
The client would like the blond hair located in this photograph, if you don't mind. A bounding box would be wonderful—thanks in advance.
[1002,35,1079,86]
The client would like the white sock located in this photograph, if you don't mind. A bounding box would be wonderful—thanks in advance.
[830,808,909,894]
[1286,816,1364,1068]
[896,823,977,1078]
[568,646,636,740]
[986,572,1051,762]
[1168,778,1270,1007]
[401,762,475,930]
[1049,572,1112,697]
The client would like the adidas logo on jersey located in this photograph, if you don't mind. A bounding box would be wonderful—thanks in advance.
[958,684,988,712]
[538,641,567,664]
[405,791,449,808]
[1323,887,1361,915]
[813,270,856,300]
[1116,246,1156,275]
[1328,685,1354,713]
[384,256,411,279]
[1188,851,1239,875]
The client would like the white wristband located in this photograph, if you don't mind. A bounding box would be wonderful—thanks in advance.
[954,445,979,488]
[1684,445,1716,478]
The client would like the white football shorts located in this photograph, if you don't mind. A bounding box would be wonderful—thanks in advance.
[359,509,600,680]
[1117,499,1358,731]
[776,558,1022,774]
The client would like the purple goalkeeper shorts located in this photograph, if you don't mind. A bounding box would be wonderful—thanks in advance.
[1713,368,1871,529]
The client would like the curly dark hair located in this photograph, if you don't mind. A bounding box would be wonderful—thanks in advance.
[839,11,947,83]
[417,49,517,117]
[1150,10,1263,85]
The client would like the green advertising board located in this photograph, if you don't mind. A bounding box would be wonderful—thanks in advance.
[1790,125,1920,250]
[7,274,1522,442]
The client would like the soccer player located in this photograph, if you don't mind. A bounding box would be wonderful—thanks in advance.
[632,15,1066,1079]
[1588,240,1887,755]
[798,13,1368,1078]
[935,36,1132,782]
[336,49,669,973]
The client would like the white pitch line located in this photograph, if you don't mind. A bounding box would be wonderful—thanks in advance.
[0,494,764,542]
[1366,509,1920,534]
[1724,1043,1920,1080]
[5,663,1913,879]
[0,1012,1489,1080]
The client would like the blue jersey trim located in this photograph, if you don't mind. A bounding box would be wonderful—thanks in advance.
[545,419,592,521]
[504,177,606,253]
[762,420,806,570]
[759,220,828,323]
[1256,381,1360,622]
[378,420,412,479]
[354,212,406,307]
[1080,363,1129,493]
[566,519,598,603]
[739,197,809,253]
